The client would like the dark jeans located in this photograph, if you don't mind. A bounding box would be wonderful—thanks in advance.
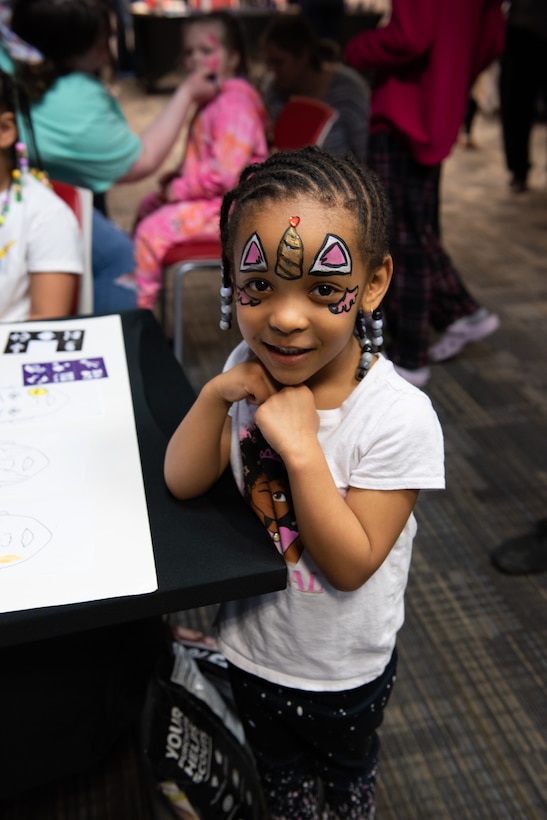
[500,25,547,182]
[228,650,397,819]
[91,208,137,313]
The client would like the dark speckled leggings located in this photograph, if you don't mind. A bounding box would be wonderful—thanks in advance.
[228,650,397,820]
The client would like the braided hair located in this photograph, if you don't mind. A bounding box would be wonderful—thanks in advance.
[219,146,391,292]
[0,69,41,172]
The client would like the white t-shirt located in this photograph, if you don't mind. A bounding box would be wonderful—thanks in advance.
[0,174,83,322]
[216,343,445,692]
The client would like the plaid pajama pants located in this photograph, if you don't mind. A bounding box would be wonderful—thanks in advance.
[368,131,478,369]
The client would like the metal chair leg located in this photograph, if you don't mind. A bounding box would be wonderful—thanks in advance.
[172,260,222,364]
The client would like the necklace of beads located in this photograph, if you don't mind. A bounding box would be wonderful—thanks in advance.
[0,141,50,227]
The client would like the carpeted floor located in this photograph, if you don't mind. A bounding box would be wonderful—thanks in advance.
[3,79,546,819]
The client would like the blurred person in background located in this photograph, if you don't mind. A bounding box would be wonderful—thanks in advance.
[345,0,505,387]
[262,12,370,164]
[499,0,547,193]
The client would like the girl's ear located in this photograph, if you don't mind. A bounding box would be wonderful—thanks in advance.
[0,111,17,151]
[362,255,393,312]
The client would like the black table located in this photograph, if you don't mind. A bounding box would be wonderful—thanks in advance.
[0,310,286,798]
[0,310,286,649]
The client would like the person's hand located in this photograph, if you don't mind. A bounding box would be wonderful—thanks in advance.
[183,64,221,107]
[209,359,279,408]
[255,384,320,461]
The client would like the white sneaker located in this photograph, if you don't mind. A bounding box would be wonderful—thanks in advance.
[429,308,500,362]
[394,364,431,387]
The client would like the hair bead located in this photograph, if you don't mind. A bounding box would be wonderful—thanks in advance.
[219,268,233,330]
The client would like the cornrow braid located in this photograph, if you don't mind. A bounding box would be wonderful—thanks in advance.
[220,146,391,291]
[0,68,42,172]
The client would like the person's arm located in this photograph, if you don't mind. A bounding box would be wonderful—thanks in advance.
[165,85,267,202]
[345,0,435,72]
[117,67,220,184]
[28,271,78,320]
[164,359,278,500]
[253,384,419,591]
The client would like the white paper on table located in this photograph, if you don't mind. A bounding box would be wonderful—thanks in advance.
[0,314,158,612]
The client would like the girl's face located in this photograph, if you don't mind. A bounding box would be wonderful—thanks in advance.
[0,110,17,185]
[265,42,309,94]
[183,22,239,82]
[232,196,391,394]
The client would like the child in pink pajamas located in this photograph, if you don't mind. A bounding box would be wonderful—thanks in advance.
[134,10,268,311]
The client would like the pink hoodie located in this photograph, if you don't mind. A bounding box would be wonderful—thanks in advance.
[169,77,268,202]
[345,0,505,165]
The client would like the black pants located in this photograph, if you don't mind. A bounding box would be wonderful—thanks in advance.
[500,25,547,182]
[228,650,397,819]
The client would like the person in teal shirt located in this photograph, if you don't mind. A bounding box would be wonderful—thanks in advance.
[2,0,218,313]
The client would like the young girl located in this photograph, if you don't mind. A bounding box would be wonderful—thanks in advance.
[0,70,82,322]
[164,148,445,819]
[133,10,268,312]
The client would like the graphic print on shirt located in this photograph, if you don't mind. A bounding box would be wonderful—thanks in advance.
[241,424,302,563]
[0,240,16,268]
[240,424,324,593]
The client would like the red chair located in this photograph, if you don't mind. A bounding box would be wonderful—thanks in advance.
[273,96,338,151]
[51,180,93,314]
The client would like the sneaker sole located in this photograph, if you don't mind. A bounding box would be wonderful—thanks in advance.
[429,314,500,362]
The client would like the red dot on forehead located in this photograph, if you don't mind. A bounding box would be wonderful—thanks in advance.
[289,216,300,228]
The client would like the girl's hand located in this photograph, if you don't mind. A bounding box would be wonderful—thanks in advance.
[255,385,319,460]
[184,65,220,106]
[210,359,279,408]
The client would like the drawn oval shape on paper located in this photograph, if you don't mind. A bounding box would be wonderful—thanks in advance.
[0,386,68,423]
[0,441,49,485]
[0,512,52,567]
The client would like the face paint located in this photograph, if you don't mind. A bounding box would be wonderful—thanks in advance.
[240,232,268,271]
[205,33,220,71]
[275,216,303,280]
[310,233,352,275]
[328,286,359,315]
[236,286,262,307]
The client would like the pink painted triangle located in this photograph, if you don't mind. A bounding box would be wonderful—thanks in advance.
[244,240,263,267]
[321,241,347,267]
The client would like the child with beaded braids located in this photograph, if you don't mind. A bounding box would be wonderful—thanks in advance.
[165,147,445,819]
[0,69,82,321]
